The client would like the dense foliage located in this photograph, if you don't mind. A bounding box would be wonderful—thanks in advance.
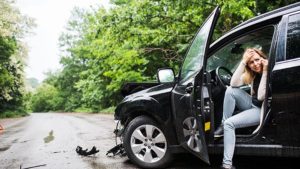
[30,84,63,112]
[33,0,298,112]
[0,0,34,117]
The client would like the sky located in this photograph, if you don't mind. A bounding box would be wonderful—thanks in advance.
[16,0,110,83]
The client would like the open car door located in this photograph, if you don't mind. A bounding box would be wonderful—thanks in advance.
[171,6,220,164]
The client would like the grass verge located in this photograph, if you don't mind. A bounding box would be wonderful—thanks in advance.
[0,111,29,118]
[74,106,115,114]
[99,106,115,114]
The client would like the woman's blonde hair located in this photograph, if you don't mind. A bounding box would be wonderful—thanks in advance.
[242,48,267,84]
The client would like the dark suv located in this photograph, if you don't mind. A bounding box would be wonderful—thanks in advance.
[114,3,300,168]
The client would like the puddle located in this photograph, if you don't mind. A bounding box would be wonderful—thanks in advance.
[43,130,55,143]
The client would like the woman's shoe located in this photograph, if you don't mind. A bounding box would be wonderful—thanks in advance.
[214,124,224,138]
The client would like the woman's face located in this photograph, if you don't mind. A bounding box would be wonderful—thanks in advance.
[247,51,263,73]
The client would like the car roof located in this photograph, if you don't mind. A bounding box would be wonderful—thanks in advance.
[209,2,300,52]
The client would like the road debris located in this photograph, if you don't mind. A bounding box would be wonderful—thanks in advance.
[76,146,99,156]
[20,164,46,169]
[106,120,126,157]
[106,143,126,157]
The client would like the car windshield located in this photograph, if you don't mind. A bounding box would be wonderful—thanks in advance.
[207,26,275,72]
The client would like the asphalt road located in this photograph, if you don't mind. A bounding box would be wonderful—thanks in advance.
[0,113,298,169]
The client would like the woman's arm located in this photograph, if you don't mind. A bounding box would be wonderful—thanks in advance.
[230,61,245,87]
[231,49,253,87]
[257,71,267,100]
[257,59,268,101]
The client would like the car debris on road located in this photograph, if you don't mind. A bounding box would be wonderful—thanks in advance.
[75,146,99,156]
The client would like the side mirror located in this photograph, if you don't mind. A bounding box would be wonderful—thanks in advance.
[157,68,175,83]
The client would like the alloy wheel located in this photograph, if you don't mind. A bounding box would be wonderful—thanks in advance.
[183,117,202,152]
[130,124,167,163]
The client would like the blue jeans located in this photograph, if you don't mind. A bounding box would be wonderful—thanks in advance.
[222,87,261,166]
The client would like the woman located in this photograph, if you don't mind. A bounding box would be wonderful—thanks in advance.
[214,48,268,169]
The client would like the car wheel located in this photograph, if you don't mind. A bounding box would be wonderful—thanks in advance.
[123,115,172,168]
[183,117,202,152]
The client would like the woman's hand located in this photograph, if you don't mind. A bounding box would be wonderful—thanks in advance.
[261,58,268,71]
[242,49,254,65]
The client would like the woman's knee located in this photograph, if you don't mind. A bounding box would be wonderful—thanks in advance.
[225,86,235,96]
[224,119,235,131]
[225,86,243,97]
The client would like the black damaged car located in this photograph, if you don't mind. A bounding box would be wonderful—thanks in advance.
[113,2,300,168]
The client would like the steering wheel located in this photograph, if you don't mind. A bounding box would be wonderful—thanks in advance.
[215,66,233,88]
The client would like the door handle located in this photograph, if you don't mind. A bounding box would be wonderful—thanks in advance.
[185,86,193,93]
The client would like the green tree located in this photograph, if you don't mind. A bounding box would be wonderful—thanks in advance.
[0,0,35,116]
[53,0,298,112]
[26,77,39,89]
[30,84,64,112]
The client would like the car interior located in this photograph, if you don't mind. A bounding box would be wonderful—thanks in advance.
[204,26,275,137]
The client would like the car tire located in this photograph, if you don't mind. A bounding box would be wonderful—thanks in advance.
[123,115,173,168]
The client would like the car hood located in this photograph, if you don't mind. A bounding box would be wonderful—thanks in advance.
[124,83,174,101]
[115,82,174,121]
[120,82,160,97]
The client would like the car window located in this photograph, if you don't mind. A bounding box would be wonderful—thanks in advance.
[286,13,300,60]
[179,15,215,84]
[207,26,275,73]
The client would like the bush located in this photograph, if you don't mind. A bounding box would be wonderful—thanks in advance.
[0,110,28,118]
[30,84,64,112]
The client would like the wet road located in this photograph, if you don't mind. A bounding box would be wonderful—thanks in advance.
[0,113,133,169]
[0,113,298,169]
